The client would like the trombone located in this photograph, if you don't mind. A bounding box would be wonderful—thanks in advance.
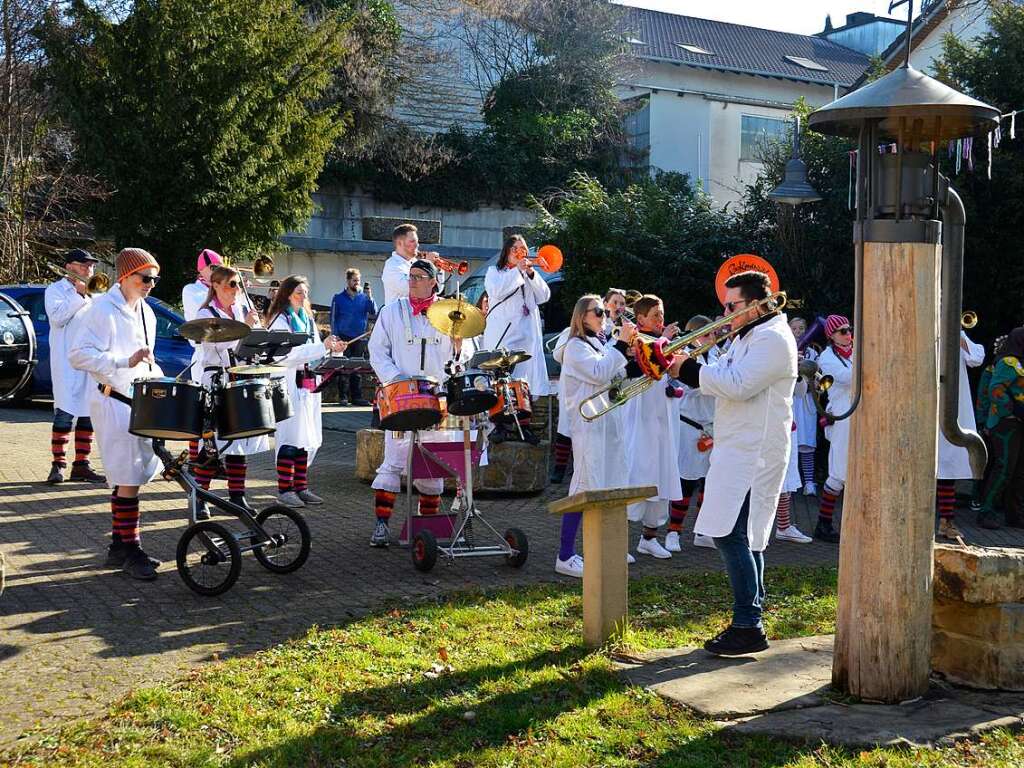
[580,291,787,421]
[234,254,276,285]
[45,262,111,295]
[961,310,978,329]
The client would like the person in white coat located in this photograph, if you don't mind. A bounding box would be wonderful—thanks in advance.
[368,260,459,547]
[555,294,637,578]
[623,295,683,559]
[936,330,985,540]
[483,235,553,442]
[815,314,854,543]
[774,377,814,544]
[182,248,224,464]
[788,316,820,496]
[193,266,268,517]
[668,315,716,552]
[265,276,347,508]
[676,271,796,656]
[44,249,105,485]
[381,223,442,306]
[69,248,165,581]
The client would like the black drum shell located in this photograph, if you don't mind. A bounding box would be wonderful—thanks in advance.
[445,370,497,416]
[217,378,276,439]
[129,378,204,439]
[0,291,37,402]
[233,371,292,422]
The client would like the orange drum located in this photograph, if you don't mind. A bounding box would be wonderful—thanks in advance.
[376,377,443,431]
[489,379,532,419]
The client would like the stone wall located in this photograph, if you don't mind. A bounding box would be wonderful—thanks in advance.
[932,544,1024,690]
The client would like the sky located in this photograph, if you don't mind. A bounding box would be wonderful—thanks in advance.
[616,0,917,36]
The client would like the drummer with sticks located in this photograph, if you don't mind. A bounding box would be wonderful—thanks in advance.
[69,248,165,581]
[367,259,461,547]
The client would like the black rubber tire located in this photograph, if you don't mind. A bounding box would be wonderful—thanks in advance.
[176,520,242,596]
[504,527,529,568]
[411,530,438,572]
[252,504,311,574]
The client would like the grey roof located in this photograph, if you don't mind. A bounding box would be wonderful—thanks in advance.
[625,7,871,87]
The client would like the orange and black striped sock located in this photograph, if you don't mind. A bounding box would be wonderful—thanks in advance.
[553,433,571,468]
[776,492,792,530]
[818,485,839,524]
[418,494,441,516]
[277,453,295,492]
[937,479,956,520]
[375,490,396,521]
[669,498,689,532]
[111,494,140,546]
[73,419,93,463]
[225,456,246,493]
[293,450,309,492]
[51,428,70,467]
[188,439,200,462]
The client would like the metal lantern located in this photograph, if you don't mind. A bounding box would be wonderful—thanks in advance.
[768,116,822,206]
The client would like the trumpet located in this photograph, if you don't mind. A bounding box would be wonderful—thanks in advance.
[45,262,110,295]
[513,244,564,273]
[433,256,469,275]
[961,310,978,329]
[580,291,787,421]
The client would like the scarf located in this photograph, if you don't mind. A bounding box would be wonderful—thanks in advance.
[409,294,435,316]
[285,306,310,335]
[833,341,853,360]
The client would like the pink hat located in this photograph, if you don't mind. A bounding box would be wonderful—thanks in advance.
[825,314,850,337]
[197,249,222,272]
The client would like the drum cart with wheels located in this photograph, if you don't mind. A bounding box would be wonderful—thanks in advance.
[403,420,528,573]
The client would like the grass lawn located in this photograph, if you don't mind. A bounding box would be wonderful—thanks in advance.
[4,566,1022,767]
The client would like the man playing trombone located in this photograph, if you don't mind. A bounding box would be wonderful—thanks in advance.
[675,270,797,656]
[43,249,106,485]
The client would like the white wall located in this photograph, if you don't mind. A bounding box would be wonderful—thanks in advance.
[909,3,993,75]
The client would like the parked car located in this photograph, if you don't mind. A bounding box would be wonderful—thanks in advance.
[1,284,194,402]
[445,254,569,377]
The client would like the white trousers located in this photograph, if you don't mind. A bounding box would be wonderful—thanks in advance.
[371,431,444,495]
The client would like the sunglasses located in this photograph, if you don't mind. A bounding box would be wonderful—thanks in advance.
[225,280,242,289]
[724,299,749,313]
[589,307,606,317]
[835,327,852,335]
[139,274,160,285]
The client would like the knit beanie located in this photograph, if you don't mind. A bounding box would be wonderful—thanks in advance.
[116,248,160,282]
[824,314,850,337]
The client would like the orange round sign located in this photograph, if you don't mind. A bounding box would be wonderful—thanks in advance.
[715,254,780,305]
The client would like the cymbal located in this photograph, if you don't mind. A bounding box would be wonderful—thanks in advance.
[178,317,250,343]
[426,298,485,339]
[477,348,531,371]
[227,364,283,375]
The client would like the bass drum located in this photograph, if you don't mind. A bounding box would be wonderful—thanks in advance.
[0,292,37,402]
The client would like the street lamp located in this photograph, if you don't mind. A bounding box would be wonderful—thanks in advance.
[768,115,822,206]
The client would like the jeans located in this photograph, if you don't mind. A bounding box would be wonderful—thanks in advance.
[334,336,367,402]
[53,408,91,432]
[712,492,765,629]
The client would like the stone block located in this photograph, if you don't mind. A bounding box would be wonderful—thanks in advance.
[355,428,385,482]
[932,627,1024,691]
[933,543,1024,604]
[361,216,440,244]
[933,598,1024,644]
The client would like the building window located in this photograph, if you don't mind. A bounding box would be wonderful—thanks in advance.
[622,97,650,170]
[740,114,788,162]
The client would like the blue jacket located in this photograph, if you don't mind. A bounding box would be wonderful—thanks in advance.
[330,290,377,338]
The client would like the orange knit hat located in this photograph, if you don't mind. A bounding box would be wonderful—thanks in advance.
[116,248,160,282]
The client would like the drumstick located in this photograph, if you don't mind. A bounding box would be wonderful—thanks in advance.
[330,329,371,355]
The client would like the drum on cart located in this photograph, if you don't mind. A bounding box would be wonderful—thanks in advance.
[217,378,276,439]
[129,377,204,439]
[376,376,443,431]
[445,369,497,416]
[231,370,293,422]
[0,292,37,402]
[489,378,532,419]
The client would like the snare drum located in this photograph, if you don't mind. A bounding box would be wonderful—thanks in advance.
[232,370,292,422]
[489,378,532,419]
[217,379,276,439]
[129,377,204,439]
[376,376,442,431]
[445,369,497,416]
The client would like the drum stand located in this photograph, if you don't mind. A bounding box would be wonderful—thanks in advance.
[402,419,528,572]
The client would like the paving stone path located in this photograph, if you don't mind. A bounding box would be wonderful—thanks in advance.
[0,402,1019,747]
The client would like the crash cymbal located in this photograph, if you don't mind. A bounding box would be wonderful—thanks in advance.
[468,349,505,369]
[477,348,532,371]
[178,317,250,343]
[426,298,485,339]
[226,364,283,375]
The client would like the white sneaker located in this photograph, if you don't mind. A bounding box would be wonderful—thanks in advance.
[693,533,717,549]
[637,536,672,559]
[278,491,305,508]
[803,482,818,497]
[627,552,636,564]
[665,531,682,552]
[776,525,813,544]
[296,489,323,505]
[555,554,584,578]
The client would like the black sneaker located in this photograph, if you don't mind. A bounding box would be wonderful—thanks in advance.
[106,544,161,570]
[704,625,769,656]
[70,462,106,484]
[46,462,64,485]
[978,510,1002,530]
[123,548,158,581]
[229,494,255,513]
[549,464,567,484]
[353,399,371,407]
[814,520,841,543]
[520,427,541,446]
[370,519,390,548]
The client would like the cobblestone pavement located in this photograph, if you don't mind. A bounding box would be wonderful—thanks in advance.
[1,402,1021,747]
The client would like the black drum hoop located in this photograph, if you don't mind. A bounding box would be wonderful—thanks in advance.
[0,292,37,402]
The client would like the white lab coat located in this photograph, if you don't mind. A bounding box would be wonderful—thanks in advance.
[817,345,854,484]
[44,279,92,417]
[196,304,270,457]
[369,297,458,494]
[483,266,552,397]
[783,379,806,493]
[268,311,326,459]
[694,313,797,552]
[68,284,164,487]
[551,327,572,437]
[794,347,819,447]
[937,332,985,479]
[624,365,681,526]
[561,335,628,496]
[381,252,445,306]
[677,352,716,480]
[182,279,209,382]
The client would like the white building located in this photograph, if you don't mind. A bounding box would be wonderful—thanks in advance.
[618,7,872,206]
